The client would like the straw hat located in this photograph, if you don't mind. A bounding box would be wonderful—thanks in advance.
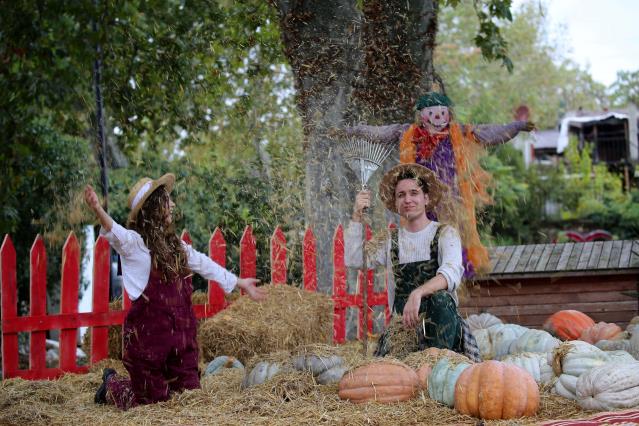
[126,173,176,225]
[379,163,446,214]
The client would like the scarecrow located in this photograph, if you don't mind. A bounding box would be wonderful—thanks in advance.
[341,92,534,275]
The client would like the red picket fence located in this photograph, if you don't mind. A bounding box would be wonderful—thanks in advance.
[0,224,390,380]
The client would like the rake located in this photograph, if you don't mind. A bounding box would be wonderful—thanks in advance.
[338,136,395,355]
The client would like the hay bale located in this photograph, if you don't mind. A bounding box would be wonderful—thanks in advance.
[377,315,420,359]
[198,284,333,364]
[81,300,123,360]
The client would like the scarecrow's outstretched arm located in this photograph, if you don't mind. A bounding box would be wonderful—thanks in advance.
[471,121,535,146]
[339,123,411,144]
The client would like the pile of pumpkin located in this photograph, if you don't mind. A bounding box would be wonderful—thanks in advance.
[206,311,639,421]
[469,310,639,412]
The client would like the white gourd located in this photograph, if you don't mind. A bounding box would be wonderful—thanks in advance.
[241,361,284,389]
[550,341,611,400]
[595,339,631,352]
[555,373,579,400]
[466,313,503,332]
[502,352,554,384]
[490,323,528,359]
[576,361,639,410]
[471,328,494,360]
[605,350,636,364]
[630,331,639,360]
[509,329,561,356]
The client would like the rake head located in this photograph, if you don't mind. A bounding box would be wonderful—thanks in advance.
[339,137,395,188]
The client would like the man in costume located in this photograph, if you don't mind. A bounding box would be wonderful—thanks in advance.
[342,92,534,275]
[344,163,481,361]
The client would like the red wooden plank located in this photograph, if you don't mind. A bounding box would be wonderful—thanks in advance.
[59,232,80,371]
[180,230,192,245]
[123,288,132,310]
[472,276,636,296]
[1,235,19,378]
[10,365,89,380]
[270,226,287,285]
[302,228,317,292]
[468,300,637,317]
[332,225,346,343]
[3,311,127,333]
[91,236,111,364]
[207,228,227,316]
[462,289,635,308]
[29,235,47,371]
[240,225,256,280]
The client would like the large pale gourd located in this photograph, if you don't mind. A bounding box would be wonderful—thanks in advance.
[204,355,244,376]
[466,313,503,332]
[292,354,347,384]
[605,350,636,363]
[579,321,623,344]
[472,323,527,360]
[428,357,472,407]
[543,310,595,340]
[630,330,639,360]
[502,352,554,385]
[472,328,494,360]
[595,339,631,352]
[490,323,528,359]
[338,362,419,404]
[576,361,639,410]
[241,361,285,389]
[454,360,539,420]
[509,329,560,355]
[627,316,639,335]
[549,341,611,400]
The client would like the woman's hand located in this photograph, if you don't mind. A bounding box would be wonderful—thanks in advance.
[84,185,101,213]
[237,278,267,302]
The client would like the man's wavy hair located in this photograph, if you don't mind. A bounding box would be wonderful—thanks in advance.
[130,185,190,283]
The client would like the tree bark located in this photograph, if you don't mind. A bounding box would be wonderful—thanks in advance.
[271,0,439,292]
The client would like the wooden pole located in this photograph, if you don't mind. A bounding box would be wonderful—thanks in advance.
[92,1,108,211]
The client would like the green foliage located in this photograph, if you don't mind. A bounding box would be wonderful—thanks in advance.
[480,138,639,245]
[436,0,607,129]
[444,0,514,71]
[609,69,639,107]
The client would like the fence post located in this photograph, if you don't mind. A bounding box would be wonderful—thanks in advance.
[332,225,346,343]
[91,236,111,364]
[1,235,18,379]
[59,232,80,371]
[270,226,286,285]
[208,228,227,315]
[29,235,47,372]
[240,225,256,281]
[302,228,317,292]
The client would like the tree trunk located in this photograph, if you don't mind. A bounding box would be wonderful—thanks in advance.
[271,0,439,292]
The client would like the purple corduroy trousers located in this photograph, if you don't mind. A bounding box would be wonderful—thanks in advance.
[105,269,200,410]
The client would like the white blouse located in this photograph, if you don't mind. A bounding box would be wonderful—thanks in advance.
[344,221,464,309]
[101,222,238,301]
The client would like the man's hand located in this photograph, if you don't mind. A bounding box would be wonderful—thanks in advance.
[524,121,536,132]
[352,190,371,222]
[237,278,267,302]
[402,288,424,329]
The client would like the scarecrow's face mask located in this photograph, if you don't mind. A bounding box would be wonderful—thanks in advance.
[420,106,450,132]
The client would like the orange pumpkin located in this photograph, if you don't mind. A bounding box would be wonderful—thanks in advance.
[338,362,419,403]
[543,310,595,340]
[580,322,623,344]
[455,360,539,420]
[416,364,432,390]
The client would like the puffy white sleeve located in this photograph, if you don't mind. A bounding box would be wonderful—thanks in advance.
[436,225,464,293]
[99,221,143,258]
[182,242,238,293]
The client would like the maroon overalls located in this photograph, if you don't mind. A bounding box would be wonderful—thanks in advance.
[105,268,200,410]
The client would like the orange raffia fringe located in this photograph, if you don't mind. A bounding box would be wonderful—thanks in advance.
[449,123,491,274]
[399,124,417,163]
[400,123,492,274]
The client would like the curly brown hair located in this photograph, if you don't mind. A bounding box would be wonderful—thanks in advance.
[130,185,190,283]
